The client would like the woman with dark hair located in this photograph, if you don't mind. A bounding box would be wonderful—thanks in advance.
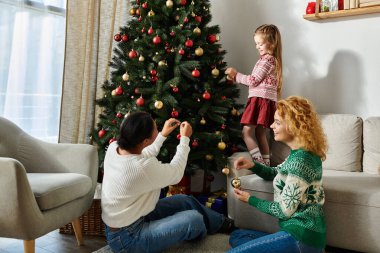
[101,111,233,253]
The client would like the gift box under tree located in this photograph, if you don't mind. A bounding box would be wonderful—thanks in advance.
[196,189,227,215]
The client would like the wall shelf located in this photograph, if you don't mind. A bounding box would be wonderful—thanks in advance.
[303,1,380,21]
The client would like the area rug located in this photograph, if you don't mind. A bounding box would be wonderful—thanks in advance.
[92,234,231,253]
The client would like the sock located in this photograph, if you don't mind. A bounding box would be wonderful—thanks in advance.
[249,148,263,163]
[262,154,270,166]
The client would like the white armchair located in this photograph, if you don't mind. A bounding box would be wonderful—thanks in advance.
[0,117,98,253]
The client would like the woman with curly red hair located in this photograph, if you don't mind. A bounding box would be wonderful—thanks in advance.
[228,96,327,253]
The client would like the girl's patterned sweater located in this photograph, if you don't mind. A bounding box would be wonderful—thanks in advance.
[248,149,326,248]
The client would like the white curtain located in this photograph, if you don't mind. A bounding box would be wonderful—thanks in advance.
[0,0,66,142]
[59,0,130,144]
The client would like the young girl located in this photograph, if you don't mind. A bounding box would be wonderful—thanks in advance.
[101,112,234,253]
[226,24,282,166]
[229,96,327,253]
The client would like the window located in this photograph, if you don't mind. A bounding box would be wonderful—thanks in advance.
[0,0,66,142]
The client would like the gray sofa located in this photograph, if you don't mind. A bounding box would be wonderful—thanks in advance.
[227,114,380,253]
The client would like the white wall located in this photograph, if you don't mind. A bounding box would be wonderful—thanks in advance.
[210,0,380,119]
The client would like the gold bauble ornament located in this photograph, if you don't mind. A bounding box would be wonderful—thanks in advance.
[222,167,230,175]
[166,0,174,8]
[129,8,136,15]
[158,60,166,67]
[217,141,226,150]
[200,117,206,125]
[195,47,204,56]
[148,10,155,17]
[211,68,220,77]
[154,100,164,109]
[193,27,201,35]
[216,35,220,41]
[139,55,145,62]
[205,154,214,161]
[122,73,129,81]
[231,177,241,188]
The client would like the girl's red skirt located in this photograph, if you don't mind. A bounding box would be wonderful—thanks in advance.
[240,97,276,128]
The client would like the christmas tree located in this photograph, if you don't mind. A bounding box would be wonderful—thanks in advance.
[92,0,245,189]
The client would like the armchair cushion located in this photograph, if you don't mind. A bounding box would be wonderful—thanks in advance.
[27,173,92,211]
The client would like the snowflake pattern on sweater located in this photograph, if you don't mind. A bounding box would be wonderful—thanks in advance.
[248,149,326,248]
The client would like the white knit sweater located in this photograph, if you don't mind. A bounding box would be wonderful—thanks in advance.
[101,133,190,228]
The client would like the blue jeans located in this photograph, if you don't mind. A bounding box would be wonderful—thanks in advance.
[105,194,225,253]
[228,229,324,253]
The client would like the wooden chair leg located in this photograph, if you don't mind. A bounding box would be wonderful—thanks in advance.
[72,217,84,246]
[23,240,35,253]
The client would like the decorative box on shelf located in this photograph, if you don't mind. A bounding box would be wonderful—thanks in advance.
[59,183,105,236]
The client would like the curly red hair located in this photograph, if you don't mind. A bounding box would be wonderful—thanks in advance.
[276,96,327,160]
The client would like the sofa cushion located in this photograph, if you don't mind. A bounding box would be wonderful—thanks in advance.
[27,173,92,211]
[320,114,362,172]
[323,170,380,208]
[363,117,380,174]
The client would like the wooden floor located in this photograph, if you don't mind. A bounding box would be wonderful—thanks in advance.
[0,230,362,253]
[0,230,107,253]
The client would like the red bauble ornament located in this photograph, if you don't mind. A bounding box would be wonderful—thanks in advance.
[116,112,123,118]
[180,0,186,5]
[170,31,175,36]
[142,2,148,9]
[134,88,139,94]
[202,91,211,100]
[184,17,189,23]
[195,15,202,23]
[115,86,123,95]
[153,35,162,45]
[177,133,181,140]
[207,174,215,182]
[109,137,117,144]
[151,76,158,83]
[172,86,179,93]
[171,109,179,118]
[192,69,200,78]
[185,39,193,48]
[138,16,143,21]
[135,8,140,16]
[207,34,217,44]
[129,50,137,58]
[114,34,121,41]
[121,34,129,42]
[141,27,146,33]
[191,140,199,148]
[136,96,145,106]
[98,129,106,138]
[148,27,154,35]
[111,119,117,125]
[150,69,157,76]
[221,96,227,100]
[178,48,185,55]
[221,124,226,130]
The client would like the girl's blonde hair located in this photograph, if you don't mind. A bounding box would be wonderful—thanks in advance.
[276,96,327,160]
[255,24,283,98]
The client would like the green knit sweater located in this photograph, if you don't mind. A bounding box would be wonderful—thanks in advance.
[248,149,326,248]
